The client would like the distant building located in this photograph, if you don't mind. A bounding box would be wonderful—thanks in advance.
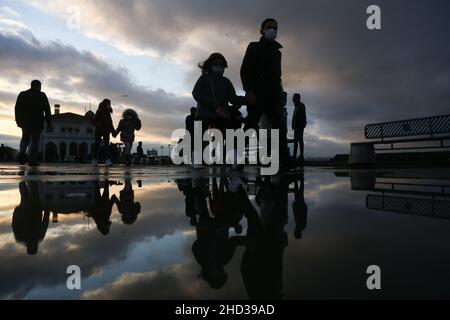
[147,148,158,157]
[0,144,17,161]
[40,104,96,162]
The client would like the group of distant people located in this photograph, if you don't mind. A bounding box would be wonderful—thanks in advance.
[189,17,307,170]
[14,80,142,166]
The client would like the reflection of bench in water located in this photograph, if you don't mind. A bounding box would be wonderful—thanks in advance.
[366,194,450,220]
[350,114,450,165]
[347,170,450,219]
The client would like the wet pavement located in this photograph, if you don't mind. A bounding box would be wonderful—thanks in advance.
[1,164,450,299]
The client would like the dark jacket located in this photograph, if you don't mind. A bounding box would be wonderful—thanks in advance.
[15,89,52,129]
[192,73,244,119]
[116,118,141,143]
[240,37,283,96]
[92,104,114,135]
[292,102,307,129]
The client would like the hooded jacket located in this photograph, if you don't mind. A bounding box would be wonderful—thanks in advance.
[116,109,141,143]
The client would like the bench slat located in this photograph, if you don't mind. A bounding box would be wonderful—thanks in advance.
[365,114,450,139]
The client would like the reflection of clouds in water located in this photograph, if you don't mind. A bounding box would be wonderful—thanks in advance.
[2,170,450,299]
[82,263,207,300]
[0,180,190,299]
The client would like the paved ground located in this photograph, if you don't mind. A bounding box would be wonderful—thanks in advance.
[0,163,264,181]
[0,163,449,181]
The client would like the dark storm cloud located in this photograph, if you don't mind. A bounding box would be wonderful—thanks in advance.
[2,0,450,156]
[48,0,450,143]
[0,28,191,143]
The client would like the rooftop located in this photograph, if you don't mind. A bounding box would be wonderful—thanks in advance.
[52,112,89,122]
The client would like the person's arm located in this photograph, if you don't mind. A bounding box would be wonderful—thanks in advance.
[116,120,122,134]
[192,76,214,107]
[135,118,142,131]
[42,93,52,126]
[302,104,307,127]
[185,116,190,130]
[226,79,246,107]
[240,43,259,93]
[14,92,24,126]
[109,115,115,135]
[292,108,296,130]
[40,210,50,239]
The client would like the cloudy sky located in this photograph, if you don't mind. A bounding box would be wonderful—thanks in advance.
[0,0,449,157]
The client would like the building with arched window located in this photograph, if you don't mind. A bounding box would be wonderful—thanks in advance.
[40,105,96,162]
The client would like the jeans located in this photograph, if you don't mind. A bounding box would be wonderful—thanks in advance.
[19,128,42,162]
[244,95,289,164]
[293,128,305,158]
[93,132,111,160]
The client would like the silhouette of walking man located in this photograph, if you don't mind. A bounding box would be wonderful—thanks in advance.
[292,174,308,239]
[15,80,52,166]
[292,93,307,162]
[241,18,289,168]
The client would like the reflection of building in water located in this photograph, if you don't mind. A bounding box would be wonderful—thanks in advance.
[39,181,98,221]
[40,104,96,162]
[348,170,450,219]
[147,148,158,157]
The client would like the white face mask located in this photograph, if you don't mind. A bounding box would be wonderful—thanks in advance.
[212,65,225,75]
[264,28,277,41]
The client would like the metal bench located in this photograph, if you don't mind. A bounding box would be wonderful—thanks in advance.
[350,114,450,165]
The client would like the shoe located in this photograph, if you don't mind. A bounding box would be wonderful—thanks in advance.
[28,162,41,167]
[92,159,98,166]
[105,159,112,167]
[17,153,27,165]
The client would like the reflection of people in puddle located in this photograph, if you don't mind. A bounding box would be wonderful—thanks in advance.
[241,176,288,300]
[292,174,308,239]
[86,180,114,235]
[176,178,198,226]
[12,181,50,255]
[209,177,246,234]
[191,176,246,289]
[112,178,141,224]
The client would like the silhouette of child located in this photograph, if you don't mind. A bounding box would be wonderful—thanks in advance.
[114,109,141,166]
[112,178,141,224]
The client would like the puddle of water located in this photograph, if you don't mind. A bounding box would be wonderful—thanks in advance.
[1,167,450,299]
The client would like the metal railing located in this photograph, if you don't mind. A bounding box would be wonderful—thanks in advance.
[365,114,450,140]
[366,194,450,220]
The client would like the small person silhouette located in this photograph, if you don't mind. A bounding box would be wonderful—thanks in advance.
[292,93,307,162]
[112,178,141,224]
[114,109,142,166]
[86,180,114,235]
[292,175,308,239]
